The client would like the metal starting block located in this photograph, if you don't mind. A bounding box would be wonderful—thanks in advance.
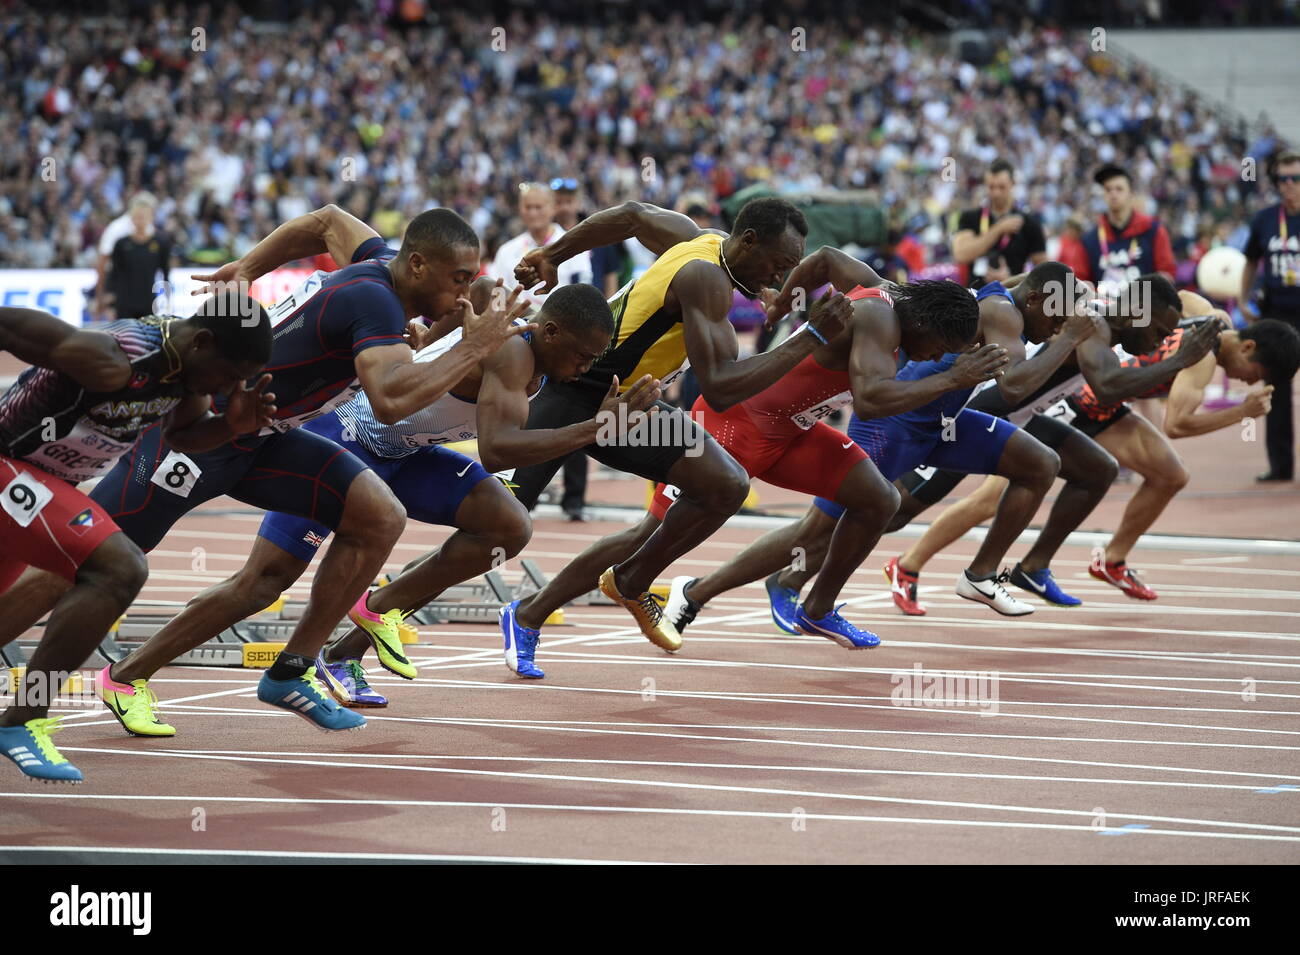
[273,558,570,631]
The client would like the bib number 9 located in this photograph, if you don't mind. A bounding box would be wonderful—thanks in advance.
[1,470,54,528]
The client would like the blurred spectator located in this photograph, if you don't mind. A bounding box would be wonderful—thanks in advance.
[862,229,911,286]
[1242,149,1300,481]
[952,159,1047,289]
[0,4,1284,292]
[486,182,592,294]
[1077,164,1177,299]
[550,177,583,230]
[1054,216,1090,277]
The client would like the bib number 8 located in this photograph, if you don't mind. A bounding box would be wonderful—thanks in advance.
[151,451,202,498]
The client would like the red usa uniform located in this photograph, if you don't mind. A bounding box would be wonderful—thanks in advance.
[649,285,884,517]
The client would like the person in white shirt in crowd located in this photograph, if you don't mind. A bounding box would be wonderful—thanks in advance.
[487,182,593,294]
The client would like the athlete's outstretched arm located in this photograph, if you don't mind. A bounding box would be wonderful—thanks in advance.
[0,307,130,392]
[356,285,534,425]
[1076,320,1219,406]
[849,301,1008,418]
[515,201,707,291]
[765,246,886,323]
[476,343,660,473]
[680,262,851,412]
[1163,353,1272,438]
[193,205,381,288]
[982,298,1094,406]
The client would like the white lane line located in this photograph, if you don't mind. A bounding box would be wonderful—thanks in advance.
[59,747,1286,795]
[522,502,1300,558]
[51,685,258,723]
[368,659,1300,699]
[59,712,1300,782]
[343,665,1300,712]
[31,747,1300,840]
[1182,556,1252,565]
[91,683,1297,740]
[645,635,1300,668]
[378,677,1300,732]
[66,705,1300,752]
[0,843,661,865]
[397,643,1300,685]
[0,807,1290,848]
[840,614,1300,643]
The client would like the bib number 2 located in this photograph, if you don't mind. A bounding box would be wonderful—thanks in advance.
[151,451,202,498]
[1,470,54,528]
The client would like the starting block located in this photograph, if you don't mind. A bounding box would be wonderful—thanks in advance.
[239,643,287,669]
[106,611,352,669]
[282,559,565,627]
[0,640,28,668]
[6,668,85,695]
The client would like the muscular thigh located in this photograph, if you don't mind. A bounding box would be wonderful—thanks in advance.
[923,410,1018,476]
[1,454,122,581]
[230,428,370,530]
[89,423,254,553]
[1094,412,1183,479]
[757,420,867,500]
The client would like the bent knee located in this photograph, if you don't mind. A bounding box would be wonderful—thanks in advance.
[81,538,148,602]
[339,476,407,543]
[493,504,533,557]
[1154,461,1191,491]
[847,479,901,521]
[1019,446,1060,489]
[686,463,749,513]
[228,566,299,617]
[1090,450,1120,489]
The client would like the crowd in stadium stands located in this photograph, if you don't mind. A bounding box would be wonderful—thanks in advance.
[0,5,1291,305]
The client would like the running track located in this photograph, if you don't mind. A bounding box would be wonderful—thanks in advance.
[3,487,1298,864]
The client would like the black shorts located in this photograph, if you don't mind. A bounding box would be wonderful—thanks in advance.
[1063,396,1129,438]
[90,424,370,552]
[510,381,708,510]
[897,412,1077,508]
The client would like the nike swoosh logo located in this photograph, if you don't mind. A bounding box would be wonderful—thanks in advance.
[841,440,854,449]
[986,418,997,432]
[1020,574,1048,594]
[456,463,473,477]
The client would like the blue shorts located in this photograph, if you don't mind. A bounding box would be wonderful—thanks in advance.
[814,409,1017,519]
[91,423,370,553]
[258,412,491,562]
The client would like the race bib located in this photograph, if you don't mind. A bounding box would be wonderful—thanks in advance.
[657,359,691,390]
[790,390,852,430]
[1,469,54,528]
[25,419,137,484]
[260,382,362,436]
[399,429,475,449]
[151,451,202,497]
[1042,398,1077,426]
[265,270,327,323]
